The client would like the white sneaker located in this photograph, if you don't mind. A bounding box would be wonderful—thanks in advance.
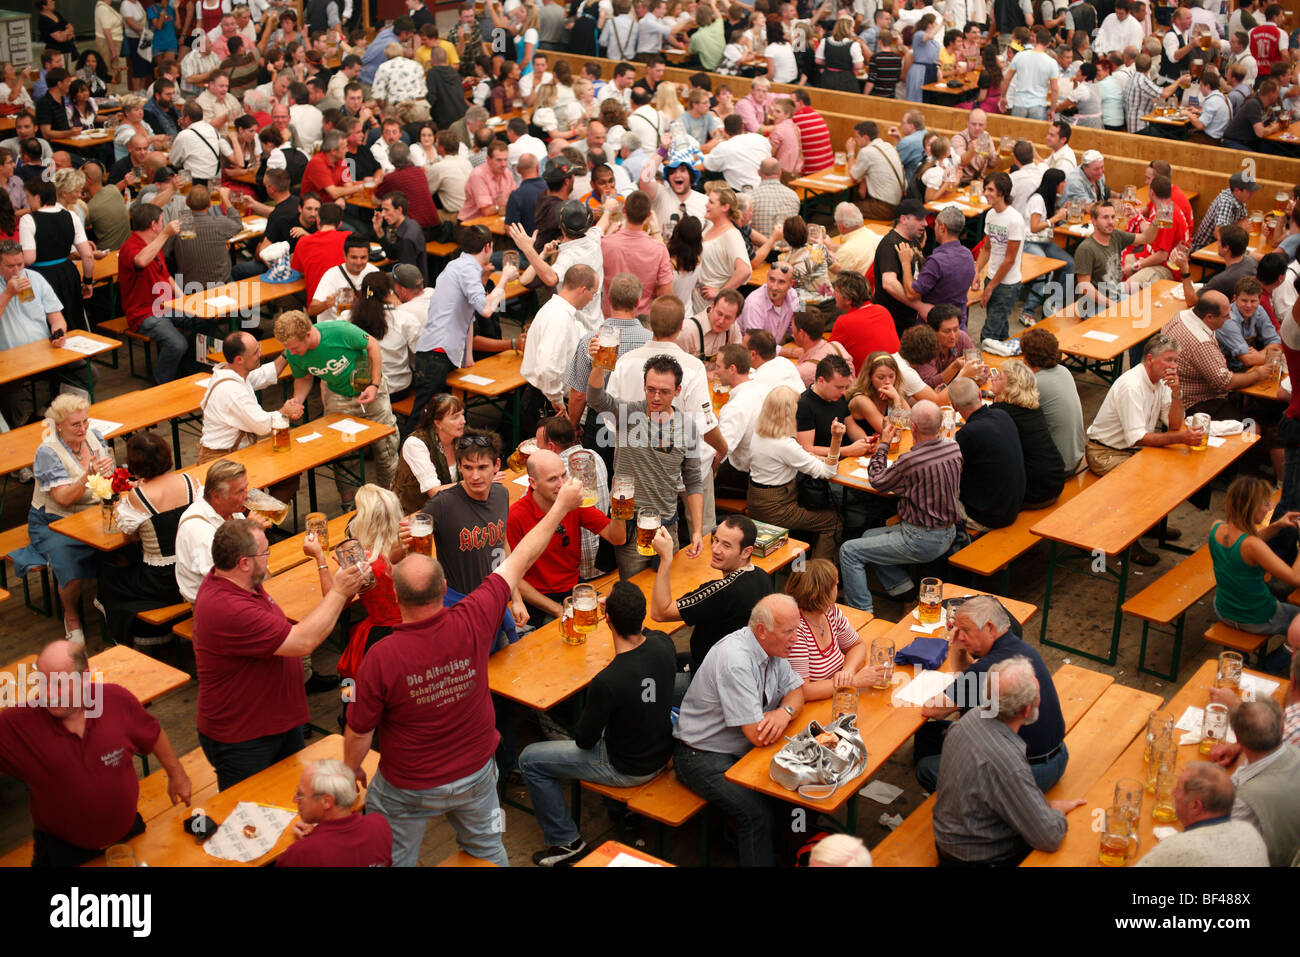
[16,467,32,484]
[66,628,85,647]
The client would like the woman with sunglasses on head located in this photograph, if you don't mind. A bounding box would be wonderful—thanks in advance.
[392,394,466,514]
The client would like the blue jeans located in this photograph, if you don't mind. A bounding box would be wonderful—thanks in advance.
[231,259,264,280]
[519,737,662,846]
[840,522,956,612]
[364,758,509,867]
[138,313,190,384]
[198,727,304,792]
[673,739,776,867]
[980,281,1023,343]
[1010,105,1048,120]
[1022,241,1075,316]
[918,738,1068,792]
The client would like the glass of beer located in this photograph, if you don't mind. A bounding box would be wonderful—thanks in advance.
[611,475,635,520]
[1216,650,1244,696]
[1199,32,1212,50]
[1122,185,1138,206]
[940,406,956,441]
[15,273,33,302]
[711,373,730,413]
[998,134,1013,160]
[1275,189,1289,217]
[305,512,329,550]
[834,151,847,169]
[231,191,245,214]
[1189,412,1211,451]
[1151,753,1179,823]
[1199,702,1230,756]
[1269,352,1284,382]
[918,577,943,625]
[1250,210,1265,236]
[1190,58,1203,79]
[636,508,661,556]
[507,438,537,472]
[869,637,894,690]
[594,322,620,371]
[1144,709,1174,766]
[1114,777,1143,822]
[270,411,291,452]
[571,583,598,634]
[335,286,354,315]
[245,487,289,526]
[1155,199,1174,229]
[567,450,599,507]
[408,513,433,556]
[179,209,196,241]
[1098,808,1132,867]
[333,538,377,592]
[560,596,585,645]
[831,677,858,721]
[105,844,135,868]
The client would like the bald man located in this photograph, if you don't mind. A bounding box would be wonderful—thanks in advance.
[505,448,624,624]
[505,150,546,235]
[1161,287,1271,418]
[1136,762,1269,866]
[749,156,800,243]
[83,160,130,251]
[0,639,191,866]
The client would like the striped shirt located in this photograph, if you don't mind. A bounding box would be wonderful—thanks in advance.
[867,436,962,528]
[933,709,1069,863]
[788,607,860,682]
[1162,309,1232,410]
[866,51,903,98]
[1191,188,1249,251]
[792,106,833,174]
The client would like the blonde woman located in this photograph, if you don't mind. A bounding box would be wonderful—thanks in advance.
[848,351,907,436]
[693,185,751,311]
[53,168,88,229]
[532,83,584,144]
[113,93,168,162]
[747,386,843,560]
[989,358,1066,508]
[815,17,866,92]
[785,558,880,698]
[573,76,600,120]
[13,395,114,645]
[304,484,405,680]
[653,81,684,129]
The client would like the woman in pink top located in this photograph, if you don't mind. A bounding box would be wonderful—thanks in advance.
[785,559,880,700]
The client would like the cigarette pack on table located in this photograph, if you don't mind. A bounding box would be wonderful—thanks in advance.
[749,520,789,558]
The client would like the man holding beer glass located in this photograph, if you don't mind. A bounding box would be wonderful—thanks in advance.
[505,449,625,625]
[0,239,67,427]
[1160,287,1272,419]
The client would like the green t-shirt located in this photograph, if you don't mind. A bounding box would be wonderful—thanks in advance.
[1073,228,1134,301]
[690,19,725,72]
[286,320,370,397]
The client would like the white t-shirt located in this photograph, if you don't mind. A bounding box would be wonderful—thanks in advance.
[120,0,146,38]
[1008,49,1060,108]
[1025,192,1054,243]
[920,164,946,193]
[892,353,929,398]
[984,205,1025,285]
[651,183,707,238]
[312,263,379,324]
[765,42,799,84]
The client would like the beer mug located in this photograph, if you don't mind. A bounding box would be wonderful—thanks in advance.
[179,209,196,241]
[567,450,599,507]
[611,475,635,520]
[105,845,135,868]
[940,406,956,442]
[507,438,538,473]
[834,151,847,169]
[1189,412,1211,451]
[231,191,245,214]
[335,286,354,314]
[869,637,894,690]
[1269,352,1285,382]
[636,508,661,556]
[408,513,433,556]
[1190,58,1203,79]
[305,512,329,551]
[918,577,943,625]
[1199,702,1230,755]
[1144,710,1174,766]
[1098,808,1132,867]
[15,272,33,303]
[1275,189,1289,217]
[1122,185,1138,206]
[1250,210,1265,237]
[1114,778,1144,827]
[594,322,620,371]
[270,412,291,453]
[1216,650,1244,696]
[349,354,372,395]
[711,373,730,413]
[1151,752,1178,823]
[560,596,584,645]
[1155,199,1174,229]
[831,677,858,721]
[571,583,598,634]
[502,250,519,274]
[333,538,377,592]
[1145,735,1174,795]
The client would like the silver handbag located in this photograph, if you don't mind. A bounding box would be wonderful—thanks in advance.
[768,713,868,799]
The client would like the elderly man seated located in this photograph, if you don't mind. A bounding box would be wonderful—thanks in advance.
[1135,763,1268,867]
[278,759,392,867]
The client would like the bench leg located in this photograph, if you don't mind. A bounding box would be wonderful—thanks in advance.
[1038,541,1058,646]
[1137,618,1185,683]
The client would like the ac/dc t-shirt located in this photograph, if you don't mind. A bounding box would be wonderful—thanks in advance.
[421,482,508,596]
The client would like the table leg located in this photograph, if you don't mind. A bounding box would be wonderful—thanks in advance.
[83,358,94,403]
[1038,541,1058,645]
[1105,548,1130,667]
[307,467,318,513]
[170,418,182,469]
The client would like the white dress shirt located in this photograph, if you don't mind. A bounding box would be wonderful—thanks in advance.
[718,378,773,473]
[748,434,837,486]
[312,263,379,324]
[521,294,589,405]
[1086,363,1173,449]
[752,356,806,394]
[199,362,280,451]
[703,133,774,192]
[1094,13,1145,54]
[175,497,244,603]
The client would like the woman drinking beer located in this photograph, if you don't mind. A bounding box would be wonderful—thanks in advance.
[847,352,909,436]
[391,394,465,514]
[785,559,881,700]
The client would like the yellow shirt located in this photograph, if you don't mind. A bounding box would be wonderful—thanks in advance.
[415,39,460,68]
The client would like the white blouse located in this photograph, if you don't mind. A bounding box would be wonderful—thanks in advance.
[19,204,88,255]
[749,434,836,487]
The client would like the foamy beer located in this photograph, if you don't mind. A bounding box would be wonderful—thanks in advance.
[1098,810,1132,867]
[408,513,433,556]
[1199,32,1212,50]
[611,475,635,520]
[305,512,329,550]
[507,438,538,472]
[636,508,661,556]
[1215,650,1244,696]
[918,577,943,625]
[560,597,584,645]
[594,322,620,371]
[568,450,599,506]
[16,274,33,302]
[997,134,1013,160]
[1155,200,1174,229]
[1190,58,1203,79]
[1250,210,1264,235]
[572,584,598,633]
[271,411,291,452]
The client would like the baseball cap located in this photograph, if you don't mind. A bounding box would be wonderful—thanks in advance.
[1229,171,1260,191]
[542,158,573,188]
[392,263,424,291]
[1081,149,1104,165]
[559,199,591,235]
[896,198,927,220]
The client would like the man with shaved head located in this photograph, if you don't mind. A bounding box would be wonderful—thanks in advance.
[506,446,625,624]
[83,160,130,252]
[750,157,800,243]
[0,639,192,865]
[1161,287,1271,418]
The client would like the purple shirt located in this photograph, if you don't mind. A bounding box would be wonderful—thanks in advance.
[913,329,975,388]
[912,240,977,329]
[738,285,795,342]
[867,435,963,528]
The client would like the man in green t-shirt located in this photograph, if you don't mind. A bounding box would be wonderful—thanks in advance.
[273,310,398,505]
[1072,198,1160,318]
[688,5,726,72]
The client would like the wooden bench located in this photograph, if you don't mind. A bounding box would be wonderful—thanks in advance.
[137,602,193,627]
[1203,621,1272,663]
[435,850,500,866]
[391,395,414,418]
[577,764,709,864]
[0,525,53,617]
[871,662,1116,867]
[948,470,1099,590]
[173,617,195,641]
[99,316,155,382]
[1122,545,1214,681]
[713,497,748,516]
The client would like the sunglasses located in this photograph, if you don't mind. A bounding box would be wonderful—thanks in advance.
[554,524,570,548]
[455,434,495,450]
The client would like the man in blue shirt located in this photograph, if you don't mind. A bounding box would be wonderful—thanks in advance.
[1216,276,1282,372]
[894,110,927,182]
[360,17,415,86]
[0,239,68,427]
[504,152,546,234]
[405,224,515,438]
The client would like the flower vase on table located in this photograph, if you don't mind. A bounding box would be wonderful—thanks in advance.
[87,467,133,534]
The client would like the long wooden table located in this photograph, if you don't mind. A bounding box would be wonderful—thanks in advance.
[926,190,992,220]
[1038,279,1185,383]
[0,645,189,709]
[573,840,673,866]
[723,582,1037,832]
[51,412,396,550]
[1022,659,1284,866]
[1191,231,1277,267]
[84,734,380,867]
[967,252,1069,306]
[1031,430,1261,666]
[460,213,507,235]
[446,350,529,447]
[0,332,121,402]
[160,276,307,323]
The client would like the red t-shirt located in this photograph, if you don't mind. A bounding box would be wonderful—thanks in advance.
[118,231,173,331]
[300,152,346,202]
[793,105,833,174]
[506,493,608,594]
[0,683,159,849]
[1130,205,1189,272]
[829,303,900,371]
[291,228,351,303]
[349,574,509,790]
[1250,23,1285,70]
[277,812,393,867]
[374,165,440,230]
[192,571,305,743]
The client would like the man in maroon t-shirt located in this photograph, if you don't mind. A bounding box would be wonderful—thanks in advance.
[300,130,367,209]
[290,202,352,303]
[506,449,625,624]
[118,203,190,383]
[278,759,392,867]
[828,270,900,371]
[345,476,584,867]
[0,639,192,866]
[193,518,363,790]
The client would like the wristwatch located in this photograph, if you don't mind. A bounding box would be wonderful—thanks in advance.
[783,705,795,717]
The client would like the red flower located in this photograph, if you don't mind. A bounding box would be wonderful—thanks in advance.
[110,467,133,495]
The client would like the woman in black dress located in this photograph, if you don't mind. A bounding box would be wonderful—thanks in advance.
[37,0,78,59]
[20,178,93,332]
[97,432,194,649]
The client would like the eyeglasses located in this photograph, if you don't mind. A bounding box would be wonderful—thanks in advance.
[554,524,570,548]
[454,434,495,450]
[770,263,793,275]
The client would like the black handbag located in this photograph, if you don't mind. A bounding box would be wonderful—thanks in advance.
[796,472,831,510]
